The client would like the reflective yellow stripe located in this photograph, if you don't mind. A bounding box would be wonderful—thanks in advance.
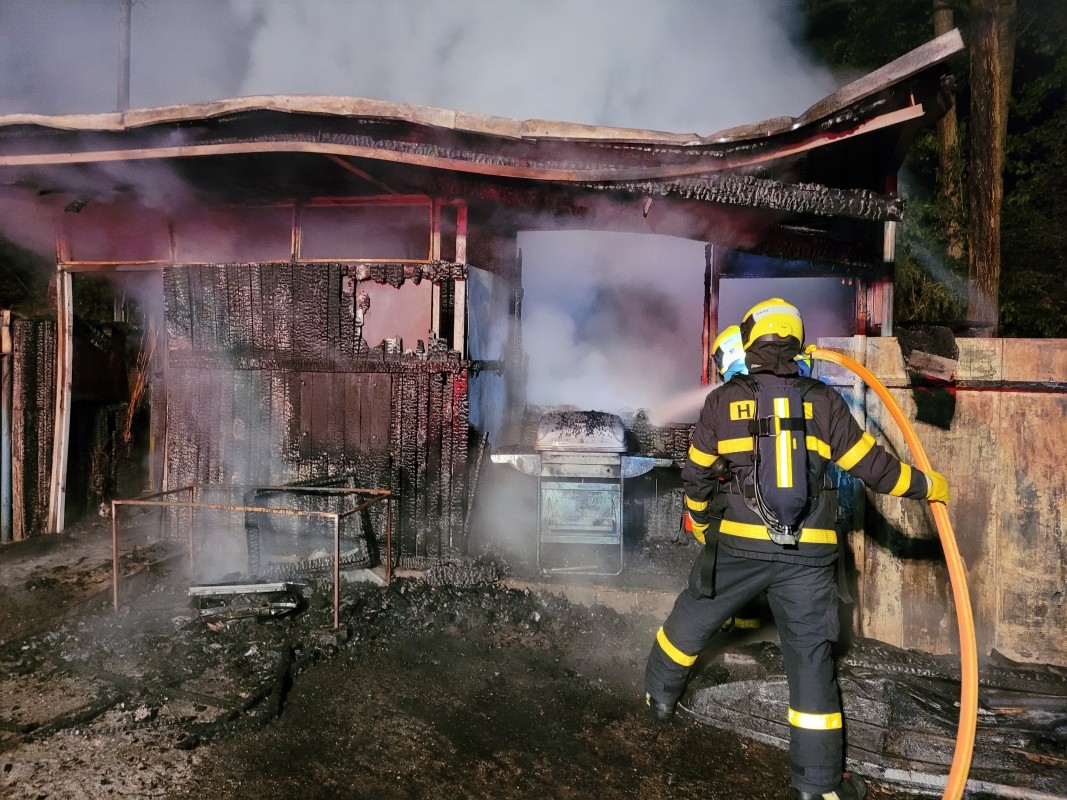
[688,444,718,467]
[836,432,876,471]
[718,437,754,454]
[788,707,843,730]
[774,397,792,488]
[803,401,813,419]
[806,436,831,459]
[733,617,761,629]
[719,519,838,545]
[685,496,709,511]
[889,463,912,496]
[656,627,697,667]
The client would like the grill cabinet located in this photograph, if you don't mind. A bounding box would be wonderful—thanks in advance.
[493,411,670,575]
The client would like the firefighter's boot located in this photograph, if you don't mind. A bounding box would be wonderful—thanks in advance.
[795,773,866,800]
[645,693,675,723]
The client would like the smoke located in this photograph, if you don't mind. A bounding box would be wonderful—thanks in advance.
[520,230,706,416]
[0,0,836,136]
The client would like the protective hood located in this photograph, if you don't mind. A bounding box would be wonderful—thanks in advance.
[744,335,802,376]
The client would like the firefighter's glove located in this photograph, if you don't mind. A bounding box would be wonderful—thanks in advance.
[689,517,709,545]
[685,498,714,545]
[925,470,950,505]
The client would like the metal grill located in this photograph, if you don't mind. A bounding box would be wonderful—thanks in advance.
[493,411,670,575]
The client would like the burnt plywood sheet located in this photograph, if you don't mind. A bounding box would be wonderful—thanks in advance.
[161,263,471,562]
[815,336,1067,666]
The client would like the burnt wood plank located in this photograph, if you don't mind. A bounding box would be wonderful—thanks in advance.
[273,262,294,358]
[231,368,252,487]
[298,373,314,471]
[342,372,362,466]
[292,264,323,359]
[439,371,454,549]
[449,370,470,548]
[327,264,341,351]
[162,266,193,352]
[325,372,341,479]
[415,371,430,556]
[427,371,444,555]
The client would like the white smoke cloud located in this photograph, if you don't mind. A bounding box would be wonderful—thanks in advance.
[520,230,706,415]
[1,0,837,136]
[0,0,851,426]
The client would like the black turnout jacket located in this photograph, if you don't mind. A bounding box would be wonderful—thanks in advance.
[682,347,930,566]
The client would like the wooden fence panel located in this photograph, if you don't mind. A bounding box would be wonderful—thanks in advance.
[816,336,1067,665]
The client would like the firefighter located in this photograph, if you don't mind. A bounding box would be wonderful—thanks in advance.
[645,299,949,800]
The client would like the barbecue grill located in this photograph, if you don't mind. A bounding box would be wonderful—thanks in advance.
[492,411,671,575]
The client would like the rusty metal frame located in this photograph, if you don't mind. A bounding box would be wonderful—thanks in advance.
[111,484,392,628]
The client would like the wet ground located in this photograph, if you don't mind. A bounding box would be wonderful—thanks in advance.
[1,522,932,799]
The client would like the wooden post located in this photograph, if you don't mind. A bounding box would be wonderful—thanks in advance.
[702,244,720,386]
[290,203,303,264]
[968,0,1004,334]
[431,199,442,338]
[117,0,131,113]
[852,277,865,335]
[1,309,11,544]
[47,268,73,534]
[453,203,467,358]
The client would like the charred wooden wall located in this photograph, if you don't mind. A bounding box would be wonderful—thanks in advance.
[161,263,471,559]
[817,336,1067,666]
[11,319,56,539]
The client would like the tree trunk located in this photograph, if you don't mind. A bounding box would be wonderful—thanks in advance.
[998,0,1017,149]
[934,1,963,259]
[967,0,1004,334]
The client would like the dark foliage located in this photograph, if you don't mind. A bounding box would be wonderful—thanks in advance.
[801,0,1067,337]
[0,236,52,315]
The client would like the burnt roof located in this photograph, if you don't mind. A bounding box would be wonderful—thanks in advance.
[0,30,962,258]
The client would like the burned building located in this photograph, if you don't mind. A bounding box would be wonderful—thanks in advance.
[0,31,962,546]
[2,26,1067,799]
[8,28,1059,663]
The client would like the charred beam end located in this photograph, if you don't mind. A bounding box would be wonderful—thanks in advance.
[584,174,905,223]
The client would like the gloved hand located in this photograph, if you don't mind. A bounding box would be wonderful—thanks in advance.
[926,470,950,505]
[688,515,709,545]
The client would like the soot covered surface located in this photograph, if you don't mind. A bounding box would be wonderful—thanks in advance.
[685,639,1067,798]
[1,554,927,800]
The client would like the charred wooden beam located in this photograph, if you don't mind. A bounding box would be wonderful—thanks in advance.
[585,174,905,223]
[735,225,883,270]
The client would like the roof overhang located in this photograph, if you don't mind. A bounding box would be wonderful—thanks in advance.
[0,30,963,259]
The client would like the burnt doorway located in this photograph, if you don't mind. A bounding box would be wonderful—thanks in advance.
[517,230,706,421]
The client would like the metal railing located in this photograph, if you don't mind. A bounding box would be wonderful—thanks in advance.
[111,484,393,628]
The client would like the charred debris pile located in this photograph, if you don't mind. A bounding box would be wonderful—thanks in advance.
[683,639,1067,797]
[0,560,609,756]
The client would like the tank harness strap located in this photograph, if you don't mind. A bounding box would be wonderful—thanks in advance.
[697,492,729,599]
[835,533,853,604]
[748,416,806,436]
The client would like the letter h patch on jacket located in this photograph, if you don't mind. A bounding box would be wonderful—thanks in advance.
[730,400,755,421]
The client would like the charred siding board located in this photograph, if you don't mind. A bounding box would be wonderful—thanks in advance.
[162,263,471,559]
[11,320,56,539]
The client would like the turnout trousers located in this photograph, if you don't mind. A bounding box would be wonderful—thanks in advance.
[645,547,843,795]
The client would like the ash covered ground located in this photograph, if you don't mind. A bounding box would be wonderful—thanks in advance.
[0,522,929,800]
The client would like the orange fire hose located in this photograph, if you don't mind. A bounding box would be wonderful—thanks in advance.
[807,346,977,800]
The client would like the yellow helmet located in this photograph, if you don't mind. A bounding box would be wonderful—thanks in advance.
[712,325,746,378]
[739,298,804,348]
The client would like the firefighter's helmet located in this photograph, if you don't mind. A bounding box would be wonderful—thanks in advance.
[712,325,747,380]
[739,298,804,348]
